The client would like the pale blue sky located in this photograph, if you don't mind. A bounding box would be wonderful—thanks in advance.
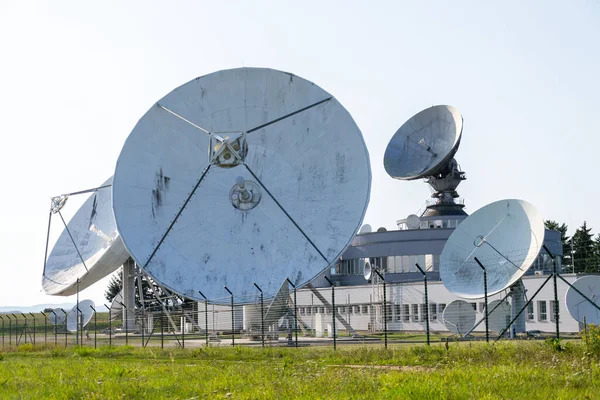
[0,1,598,307]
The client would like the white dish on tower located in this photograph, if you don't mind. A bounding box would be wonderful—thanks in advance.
[384,105,463,180]
[66,299,95,332]
[442,300,476,335]
[112,67,371,302]
[42,177,130,296]
[440,199,544,299]
[406,214,420,229]
[565,275,600,325]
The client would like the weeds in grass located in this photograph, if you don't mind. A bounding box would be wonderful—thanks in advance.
[581,324,600,356]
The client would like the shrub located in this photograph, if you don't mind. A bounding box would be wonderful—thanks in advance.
[581,324,600,356]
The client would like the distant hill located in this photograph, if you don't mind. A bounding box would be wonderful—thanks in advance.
[0,303,75,314]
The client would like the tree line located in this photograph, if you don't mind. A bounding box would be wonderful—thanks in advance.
[545,220,600,273]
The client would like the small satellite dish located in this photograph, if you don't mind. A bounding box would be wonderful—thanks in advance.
[49,308,66,325]
[359,224,372,234]
[377,227,387,232]
[485,299,511,333]
[112,68,371,302]
[440,199,544,299]
[566,275,600,325]
[363,261,372,280]
[442,300,476,335]
[110,289,124,322]
[43,177,130,296]
[66,299,95,332]
[384,105,463,180]
[406,214,420,229]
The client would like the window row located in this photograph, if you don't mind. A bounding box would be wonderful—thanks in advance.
[527,301,558,322]
[334,255,439,276]
[298,303,448,322]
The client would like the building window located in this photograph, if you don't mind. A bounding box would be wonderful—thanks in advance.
[438,304,446,314]
[361,305,369,314]
[430,303,437,321]
[353,306,360,314]
[385,304,393,321]
[299,307,305,315]
[394,304,402,321]
[549,301,557,322]
[319,307,325,314]
[411,304,419,322]
[538,301,547,321]
[338,306,345,314]
[527,303,534,321]
[312,306,319,314]
[306,307,312,316]
[403,304,410,322]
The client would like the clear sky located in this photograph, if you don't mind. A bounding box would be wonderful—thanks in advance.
[1,1,598,307]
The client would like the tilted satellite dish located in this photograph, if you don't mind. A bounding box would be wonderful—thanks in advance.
[110,289,124,322]
[384,105,462,180]
[442,300,476,335]
[406,214,420,229]
[112,67,371,302]
[485,299,511,334]
[42,177,130,296]
[363,261,373,280]
[566,275,600,325]
[49,308,66,325]
[440,199,544,299]
[66,299,95,332]
[359,224,372,234]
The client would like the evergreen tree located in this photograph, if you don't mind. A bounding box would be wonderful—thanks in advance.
[572,221,597,273]
[104,270,123,302]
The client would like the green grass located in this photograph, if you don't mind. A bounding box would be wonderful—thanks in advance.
[0,341,598,399]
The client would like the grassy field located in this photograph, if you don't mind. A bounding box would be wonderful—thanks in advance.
[0,340,599,399]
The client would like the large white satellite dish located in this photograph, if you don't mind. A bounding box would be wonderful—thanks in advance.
[66,299,95,332]
[384,105,462,180]
[442,300,476,335]
[42,177,130,296]
[113,67,371,302]
[485,299,511,334]
[440,199,545,299]
[565,275,600,325]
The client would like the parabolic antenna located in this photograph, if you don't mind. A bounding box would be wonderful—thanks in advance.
[359,224,372,234]
[384,105,463,180]
[363,261,373,280]
[49,308,67,325]
[406,214,420,229]
[66,299,95,332]
[485,299,511,333]
[440,199,544,299]
[566,275,600,325]
[42,177,130,296]
[110,289,124,322]
[113,67,371,302]
[442,300,476,335]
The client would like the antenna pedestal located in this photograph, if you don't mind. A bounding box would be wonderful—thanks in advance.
[122,258,137,332]
[422,158,467,217]
[509,279,526,337]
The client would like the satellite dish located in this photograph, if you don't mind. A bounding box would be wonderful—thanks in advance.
[406,214,420,229]
[485,299,511,333]
[440,199,544,299]
[66,299,95,332]
[442,300,476,335]
[566,275,600,325]
[377,227,387,232]
[364,261,372,280]
[49,308,66,325]
[110,289,124,322]
[384,105,463,180]
[43,177,130,296]
[359,224,372,234]
[112,67,371,302]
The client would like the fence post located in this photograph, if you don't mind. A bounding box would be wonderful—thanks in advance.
[40,312,47,346]
[161,309,164,350]
[118,301,128,346]
[90,305,97,349]
[60,309,67,348]
[104,304,112,347]
[324,276,336,350]
[474,257,489,343]
[254,283,265,348]
[224,286,235,346]
[415,264,430,345]
[543,245,560,340]
[286,278,298,348]
[199,291,209,346]
[21,313,27,345]
[0,316,4,348]
[50,310,57,346]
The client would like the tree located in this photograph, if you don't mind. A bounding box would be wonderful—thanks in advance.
[572,221,597,273]
[105,270,123,302]
[544,220,570,257]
